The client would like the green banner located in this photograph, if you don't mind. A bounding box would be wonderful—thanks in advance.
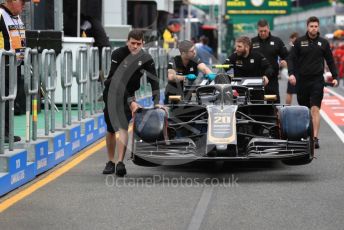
[226,0,291,15]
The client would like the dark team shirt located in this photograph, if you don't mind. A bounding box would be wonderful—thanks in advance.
[251,33,288,76]
[288,32,338,81]
[105,46,160,105]
[81,15,110,48]
[223,51,274,79]
[165,55,201,96]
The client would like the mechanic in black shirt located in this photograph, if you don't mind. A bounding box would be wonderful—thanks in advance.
[102,30,161,176]
[223,36,273,84]
[251,19,288,103]
[288,16,338,149]
[164,40,213,104]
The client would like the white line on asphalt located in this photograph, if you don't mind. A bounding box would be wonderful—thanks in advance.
[187,186,214,230]
[334,113,344,117]
[331,107,344,110]
[320,110,344,144]
[325,88,344,101]
[322,99,340,105]
[321,87,344,144]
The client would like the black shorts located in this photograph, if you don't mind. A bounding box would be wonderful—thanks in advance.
[287,81,297,94]
[297,80,324,108]
[264,78,280,103]
[103,87,132,133]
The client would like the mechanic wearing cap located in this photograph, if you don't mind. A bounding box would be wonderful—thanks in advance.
[251,19,289,103]
[0,0,28,143]
[102,29,161,176]
[288,16,338,149]
[164,40,214,104]
[223,36,273,84]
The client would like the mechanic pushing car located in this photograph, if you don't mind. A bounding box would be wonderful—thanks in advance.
[102,29,162,176]
[251,19,289,103]
[132,35,315,166]
[164,40,215,104]
[223,36,274,85]
[288,16,338,149]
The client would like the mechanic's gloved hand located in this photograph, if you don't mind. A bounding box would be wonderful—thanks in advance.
[205,73,217,81]
[185,74,197,81]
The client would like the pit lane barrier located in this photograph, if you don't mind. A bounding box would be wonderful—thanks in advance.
[13,48,52,175]
[0,46,168,196]
[55,48,82,158]
[0,50,35,195]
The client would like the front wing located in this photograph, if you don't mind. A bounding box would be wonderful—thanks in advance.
[133,137,312,165]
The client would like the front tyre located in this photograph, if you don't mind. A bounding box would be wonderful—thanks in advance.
[278,106,314,165]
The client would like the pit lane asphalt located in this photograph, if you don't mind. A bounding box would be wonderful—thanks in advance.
[328,80,344,134]
[1,77,344,230]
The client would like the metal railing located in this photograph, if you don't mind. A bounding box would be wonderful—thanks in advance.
[76,47,88,121]
[0,50,17,153]
[101,47,111,80]
[60,48,73,127]
[24,48,39,141]
[158,48,168,88]
[89,47,99,115]
[101,47,112,107]
[41,49,57,136]
[0,45,169,154]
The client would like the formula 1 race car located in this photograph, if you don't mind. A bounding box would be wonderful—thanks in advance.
[131,72,314,167]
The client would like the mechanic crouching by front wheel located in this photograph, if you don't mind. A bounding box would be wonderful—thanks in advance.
[223,36,274,86]
[102,30,161,176]
[164,40,214,104]
[287,16,338,149]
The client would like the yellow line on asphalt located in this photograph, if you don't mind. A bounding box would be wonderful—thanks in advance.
[0,124,134,213]
[0,139,106,213]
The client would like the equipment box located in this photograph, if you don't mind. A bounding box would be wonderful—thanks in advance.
[26,30,63,54]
